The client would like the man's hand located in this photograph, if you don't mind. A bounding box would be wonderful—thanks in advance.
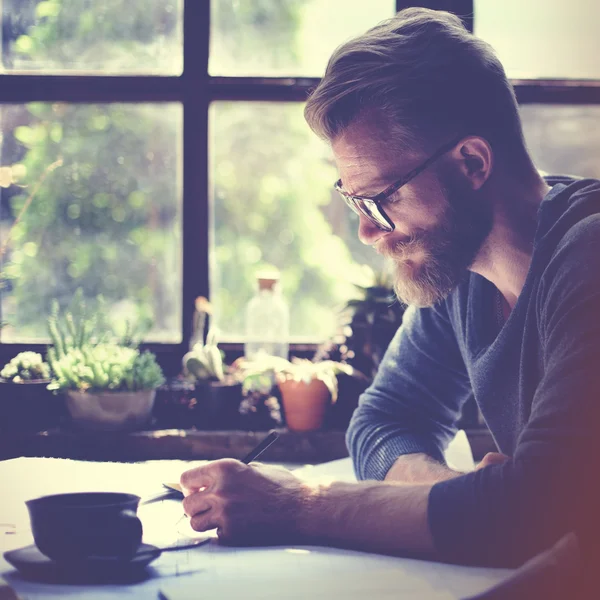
[385,453,464,484]
[180,459,310,544]
[180,458,436,556]
[476,452,510,470]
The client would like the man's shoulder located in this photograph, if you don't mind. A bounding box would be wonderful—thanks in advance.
[538,201,600,304]
[538,175,600,262]
[551,204,600,260]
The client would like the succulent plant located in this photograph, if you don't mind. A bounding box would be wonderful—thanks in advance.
[0,352,51,383]
[46,289,164,393]
[47,343,164,393]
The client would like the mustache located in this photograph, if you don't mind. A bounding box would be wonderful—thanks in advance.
[375,236,422,259]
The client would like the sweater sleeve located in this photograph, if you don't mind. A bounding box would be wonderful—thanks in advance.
[346,300,471,481]
[429,216,600,568]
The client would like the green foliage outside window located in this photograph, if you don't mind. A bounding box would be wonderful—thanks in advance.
[0,0,384,345]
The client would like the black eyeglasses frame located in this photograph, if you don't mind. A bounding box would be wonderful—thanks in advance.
[334,137,463,233]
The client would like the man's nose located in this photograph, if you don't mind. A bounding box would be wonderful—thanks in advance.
[358,214,389,246]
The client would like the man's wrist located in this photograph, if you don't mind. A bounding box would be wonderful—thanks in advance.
[295,481,363,544]
[294,478,436,556]
[295,481,328,543]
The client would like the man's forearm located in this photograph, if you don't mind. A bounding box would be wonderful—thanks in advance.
[299,480,437,557]
[384,453,462,484]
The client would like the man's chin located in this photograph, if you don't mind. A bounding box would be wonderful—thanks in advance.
[392,264,456,307]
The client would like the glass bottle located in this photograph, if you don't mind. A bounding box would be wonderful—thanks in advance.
[244,275,289,361]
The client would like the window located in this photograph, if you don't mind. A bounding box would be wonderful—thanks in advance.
[209,1,395,77]
[474,0,600,80]
[474,0,600,180]
[0,102,183,344]
[0,0,395,365]
[1,1,598,371]
[209,1,395,341]
[1,0,183,74]
[0,2,183,352]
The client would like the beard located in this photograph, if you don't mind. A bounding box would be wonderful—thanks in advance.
[381,175,493,307]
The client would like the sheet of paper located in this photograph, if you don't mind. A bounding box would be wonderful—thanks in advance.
[158,542,510,600]
[0,455,509,600]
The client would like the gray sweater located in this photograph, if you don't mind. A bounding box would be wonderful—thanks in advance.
[346,177,600,568]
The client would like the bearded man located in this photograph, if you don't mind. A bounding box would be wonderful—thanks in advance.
[179,7,600,591]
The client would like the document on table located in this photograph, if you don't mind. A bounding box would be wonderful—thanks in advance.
[0,442,507,600]
[158,542,509,600]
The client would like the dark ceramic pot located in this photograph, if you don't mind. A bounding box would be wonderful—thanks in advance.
[153,377,197,429]
[0,379,65,432]
[193,380,243,430]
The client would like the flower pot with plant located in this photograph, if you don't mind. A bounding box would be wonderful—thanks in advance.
[46,290,165,431]
[276,359,361,432]
[0,351,64,432]
[181,297,243,430]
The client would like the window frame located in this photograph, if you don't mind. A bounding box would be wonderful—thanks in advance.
[1,0,599,376]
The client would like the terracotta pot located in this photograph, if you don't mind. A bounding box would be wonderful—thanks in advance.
[278,377,331,432]
[65,389,156,431]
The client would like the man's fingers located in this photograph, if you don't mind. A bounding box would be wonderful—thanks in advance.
[477,452,510,470]
[180,463,214,494]
[180,458,247,495]
[182,492,213,518]
[190,509,220,533]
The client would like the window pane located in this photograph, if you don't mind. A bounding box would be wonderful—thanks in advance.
[210,0,396,77]
[521,105,600,179]
[210,102,384,341]
[474,0,600,79]
[1,0,182,75]
[0,103,183,343]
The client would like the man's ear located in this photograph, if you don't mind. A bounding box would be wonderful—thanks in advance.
[451,136,493,190]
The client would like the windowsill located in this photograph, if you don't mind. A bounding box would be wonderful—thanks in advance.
[0,427,496,464]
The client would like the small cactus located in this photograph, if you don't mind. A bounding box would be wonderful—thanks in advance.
[0,352,51,383]
[182,328,225,382]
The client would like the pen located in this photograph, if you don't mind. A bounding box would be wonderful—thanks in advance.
[241,430,279,464]
[143,430,280,505]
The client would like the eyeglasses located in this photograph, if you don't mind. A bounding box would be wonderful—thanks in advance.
[334,137,462,233]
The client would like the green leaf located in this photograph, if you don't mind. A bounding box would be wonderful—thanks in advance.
[50,123,63,143]
[14,35,34,55]
[35,1,61,19]
[14,126,35,146]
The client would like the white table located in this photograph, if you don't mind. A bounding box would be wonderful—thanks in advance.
[0,457,512,599]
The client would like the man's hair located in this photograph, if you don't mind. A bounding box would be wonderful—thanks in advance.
[304,8,532,170]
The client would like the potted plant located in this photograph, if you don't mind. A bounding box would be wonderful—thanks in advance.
[46,290,165,431]
[0,351,64,432]
[233,356,366,432]
[276,358,364,432]
[181,298,243,429]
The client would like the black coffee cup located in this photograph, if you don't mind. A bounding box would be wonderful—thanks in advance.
[26,492,143,562]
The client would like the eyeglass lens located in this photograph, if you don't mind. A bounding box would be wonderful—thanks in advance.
[356,198,392,231]
[337,186,393,232]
